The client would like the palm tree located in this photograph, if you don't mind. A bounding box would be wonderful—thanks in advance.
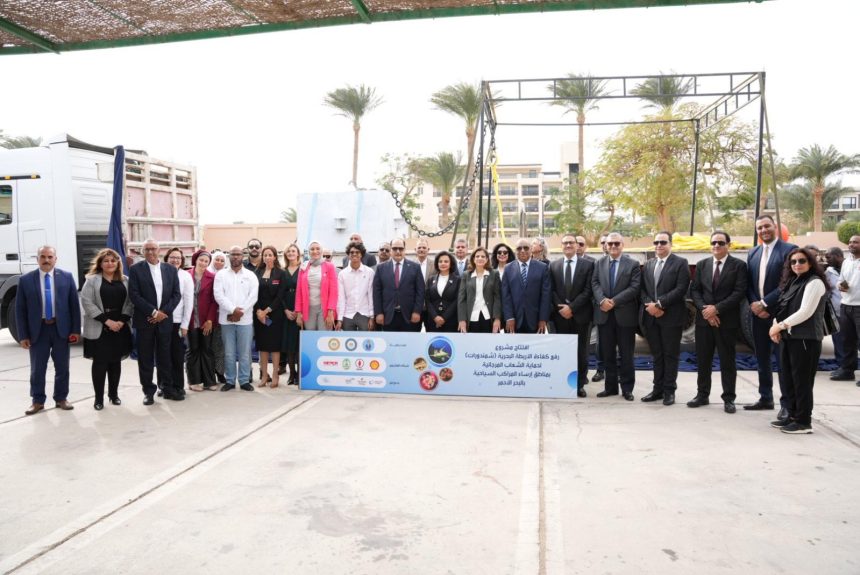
[790,144,860,232]
[548,74,608,183]
[430,83,482,243]
[780,180,849,231]
[418,152,464,227]
[323,84,383,188]
[280,208,297,223]
[0,134,42,149]
[631,74,693,114]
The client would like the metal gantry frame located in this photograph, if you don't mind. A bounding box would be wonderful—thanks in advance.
[474,72,777,248]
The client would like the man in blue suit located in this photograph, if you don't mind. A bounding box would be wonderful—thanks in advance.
[373,237,425,332]
[501,238,551,334]
[16,246,81,415]
[128,238,182,404]
[746,215,797,418]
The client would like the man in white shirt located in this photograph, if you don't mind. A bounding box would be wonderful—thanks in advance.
[214,245,259,391]
[824,247,850,378]
[835,236,860,386]
[336,241,376,331]
[454,238,470,276]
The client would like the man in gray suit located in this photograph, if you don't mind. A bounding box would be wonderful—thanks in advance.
[640,232,690,406]
[592,232,641,400]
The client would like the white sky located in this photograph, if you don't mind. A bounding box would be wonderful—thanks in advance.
[1,0,857,224]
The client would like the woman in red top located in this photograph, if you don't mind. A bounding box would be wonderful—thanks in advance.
[186,250,218,391]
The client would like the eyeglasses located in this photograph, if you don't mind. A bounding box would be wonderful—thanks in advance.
[562,241,576,245]
[515,246,530,251]
[248,244,261,249]
[322,255,331,259]
[653,240,669,246]
[605,242,621,247]
[790,258,808,265]
[391,247,404,252]
[496,250,509,256]
[577,242,586,246]
[379,248,390,252]
[710,240,727,246]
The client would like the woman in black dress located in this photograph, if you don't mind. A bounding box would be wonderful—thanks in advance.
[80,248,133,410]
[425,251,460,333]
[255,246,287,388]
[281,243,302,386]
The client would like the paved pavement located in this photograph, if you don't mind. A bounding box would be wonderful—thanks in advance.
[0,329,858,575]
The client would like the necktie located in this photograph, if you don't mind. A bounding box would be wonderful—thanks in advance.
[459,261,465,274]
[758,244,769,298]
[564,259,573,293]
[654,259,664,299]
[713,260,722,292]
[520,262,528,286]
[44,273,53,321]
[609,259,617,296]
[394,262,401,289]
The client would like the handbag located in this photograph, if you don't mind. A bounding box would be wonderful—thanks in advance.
[823,298,840,336]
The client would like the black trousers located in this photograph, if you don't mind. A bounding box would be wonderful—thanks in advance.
[643,320,682,393]
[838,303,860,373]
[92,360,121,402]
[695,324,737,402]
[468,315,493,333]
[598,313,636,394]
[752,314,786,406]
[169,323,186,392]
[382,312,422,332]
[780,338,820,425]
[136,324,172,397]
[553,317,590,389]
[186,328,215,386]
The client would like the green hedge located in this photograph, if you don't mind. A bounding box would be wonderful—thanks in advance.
[837,221,860,245]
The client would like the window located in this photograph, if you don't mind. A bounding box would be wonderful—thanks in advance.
[0,185,12,225]
[499,184,517,196]
[521,185,539,196]
[843,197,857,210]
[523,201,539,213]
[527,170,538,178]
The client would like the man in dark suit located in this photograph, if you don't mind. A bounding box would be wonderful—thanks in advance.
[550,234,594,397]
[591,234,610,383]
[688,231,748,413]
[501,238,551,334]
[592,232,641,400]
[373,237,425,331]
[128,238,182,404]
[640,232,691,406]
[16,246,81,415]
[746,215,797,418]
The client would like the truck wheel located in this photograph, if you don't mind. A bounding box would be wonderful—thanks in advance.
[8,294,19,343]
[680,300,697,352]
[739,304,754,350]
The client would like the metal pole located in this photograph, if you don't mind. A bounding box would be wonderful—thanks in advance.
[753,72,766,246]
[476,101,487,248]
[484,146,493,249]
[689,119,700,236]
[761,88,782,236]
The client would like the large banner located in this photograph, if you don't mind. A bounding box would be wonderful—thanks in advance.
[300,331,579,399]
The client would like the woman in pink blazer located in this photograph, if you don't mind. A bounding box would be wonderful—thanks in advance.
[295,241,338,330]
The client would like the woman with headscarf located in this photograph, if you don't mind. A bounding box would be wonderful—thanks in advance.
[80,248,133,410]
[295,240,338,331]
[768,247,829,434]
[208,250,227,383]
[186,250,218,391]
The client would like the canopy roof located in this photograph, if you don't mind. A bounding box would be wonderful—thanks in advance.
[0,0,764,55]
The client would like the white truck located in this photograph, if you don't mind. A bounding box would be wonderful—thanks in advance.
[0,134,199,341]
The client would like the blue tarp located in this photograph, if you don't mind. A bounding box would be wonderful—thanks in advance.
[107,146,126,264]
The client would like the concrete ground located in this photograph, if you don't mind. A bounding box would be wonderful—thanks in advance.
[0,330,858,575]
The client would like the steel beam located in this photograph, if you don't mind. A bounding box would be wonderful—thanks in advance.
[0,16,57,53]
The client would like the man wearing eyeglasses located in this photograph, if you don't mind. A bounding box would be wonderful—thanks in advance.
[243,238,262,271]
[640,232,690,406]
[592,232,641,400]
[501,238,551,334]
[341,233,378,268]
[575,236,594,261]
[549,234,594,396]
[688,231,748,413]
[373,242,391,270]
[591,233,610,383]
[745,215,797,419]
[373,238,425,331]
[337,241,375,331]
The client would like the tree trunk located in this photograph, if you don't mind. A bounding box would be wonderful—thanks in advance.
[461,129,478,248]
[577,112,585,187]
[813,183,824,232]
[598,206,616,238]
[441,194,451,226]
[352,122,360,188]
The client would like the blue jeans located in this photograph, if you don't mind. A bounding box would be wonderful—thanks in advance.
[221,323,253,385]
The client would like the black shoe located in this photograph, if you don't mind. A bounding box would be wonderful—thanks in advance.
[724,402,736,414]
[216,373,227,384]
[781,422,813,434]
[662,392,675,406]
[156,389,164,397]
[770,418,791,428]
[240,383,255,391]
[777,407,789,421]
[686,396,709,408]
[622,392,634,401]
[143,395,154,406]
[220,384,235,392]
[595,390,618,398]
[577,388,587,398]
[829,370,854,381]
[641,391,663,402]
[163,393,185,401]
[278,365,287,375]
[743,400,775,411]
[856,381,860,387]
[288,375,298,386]
[109,397,121,406]
[94,402,104,411]
[592,370,605,382]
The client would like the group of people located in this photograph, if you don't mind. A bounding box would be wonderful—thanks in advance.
[18,216,847,434]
